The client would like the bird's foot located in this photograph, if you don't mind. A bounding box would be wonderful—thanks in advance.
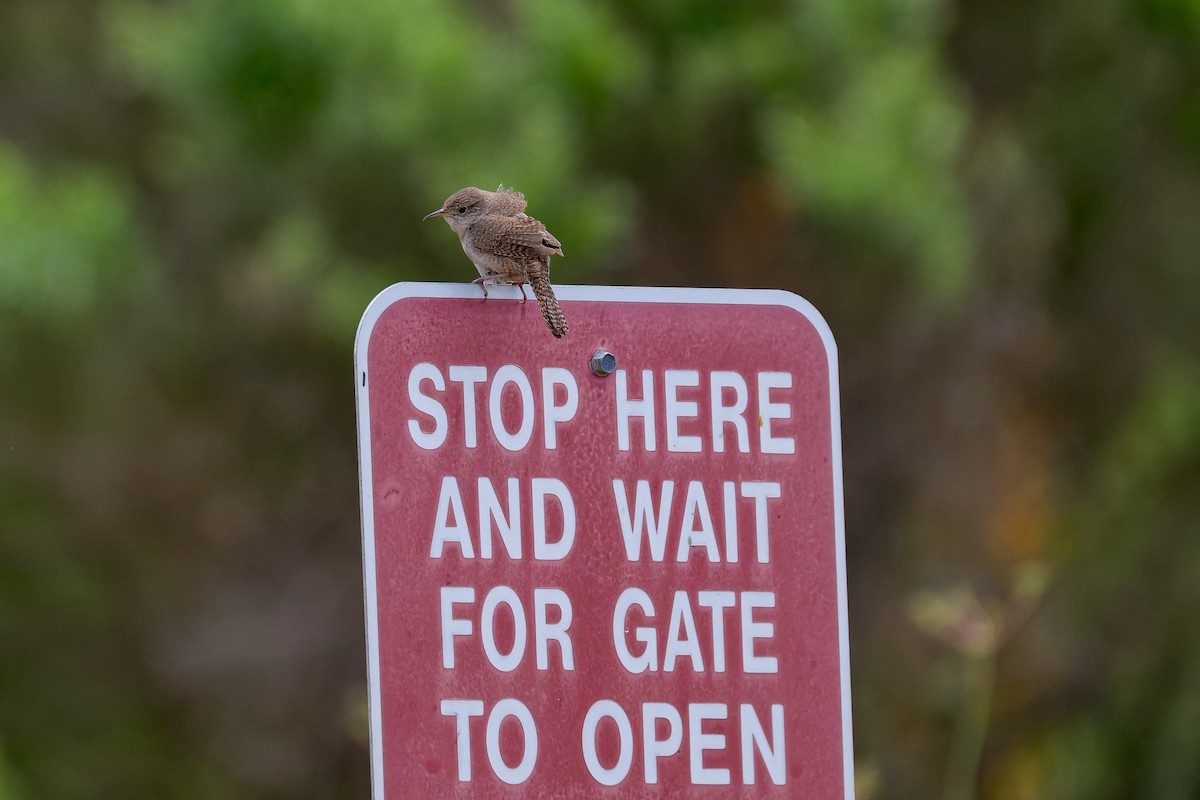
[471,276,490,302]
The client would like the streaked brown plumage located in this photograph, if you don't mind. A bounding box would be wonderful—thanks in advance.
[423,186,568,338]
[488,184,529,216]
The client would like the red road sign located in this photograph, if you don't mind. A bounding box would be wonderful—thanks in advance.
[355,284,853,798]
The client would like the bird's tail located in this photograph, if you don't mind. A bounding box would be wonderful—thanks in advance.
[528,261,568,338]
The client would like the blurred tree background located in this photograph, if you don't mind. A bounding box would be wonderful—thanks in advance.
[1,0,1199,797]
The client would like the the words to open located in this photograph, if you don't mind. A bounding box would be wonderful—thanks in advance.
[404,363,804,787]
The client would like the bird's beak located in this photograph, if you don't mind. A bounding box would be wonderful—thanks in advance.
[422,207,449,221]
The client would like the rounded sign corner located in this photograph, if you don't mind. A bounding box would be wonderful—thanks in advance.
[760,289,840,368]
[354,283,398,367]
[354,283,459,371]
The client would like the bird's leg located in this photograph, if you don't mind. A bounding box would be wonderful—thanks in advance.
[471,275,490,302]
[515,283,529,304]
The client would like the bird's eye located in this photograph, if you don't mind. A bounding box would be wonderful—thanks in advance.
[458,206,467,214]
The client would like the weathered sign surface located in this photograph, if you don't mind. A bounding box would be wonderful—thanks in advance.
[355,283,853,798]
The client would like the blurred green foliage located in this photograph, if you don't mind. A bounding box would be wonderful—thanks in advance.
[0,145,146,323]
[1,0,1199,797]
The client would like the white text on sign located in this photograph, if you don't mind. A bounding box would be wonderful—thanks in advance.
[407,361,800,788]
[406,364,795,454]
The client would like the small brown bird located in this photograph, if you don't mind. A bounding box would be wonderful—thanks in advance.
[423,186,568,338]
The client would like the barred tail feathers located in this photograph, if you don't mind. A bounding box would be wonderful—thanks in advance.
[528,266,568,338]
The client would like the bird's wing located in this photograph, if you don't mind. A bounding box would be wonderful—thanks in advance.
[473,214,564,258]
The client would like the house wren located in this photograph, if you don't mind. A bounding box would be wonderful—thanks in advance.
[423,186,568,338]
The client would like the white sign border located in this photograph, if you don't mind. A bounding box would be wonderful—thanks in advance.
[354,282,854,799]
